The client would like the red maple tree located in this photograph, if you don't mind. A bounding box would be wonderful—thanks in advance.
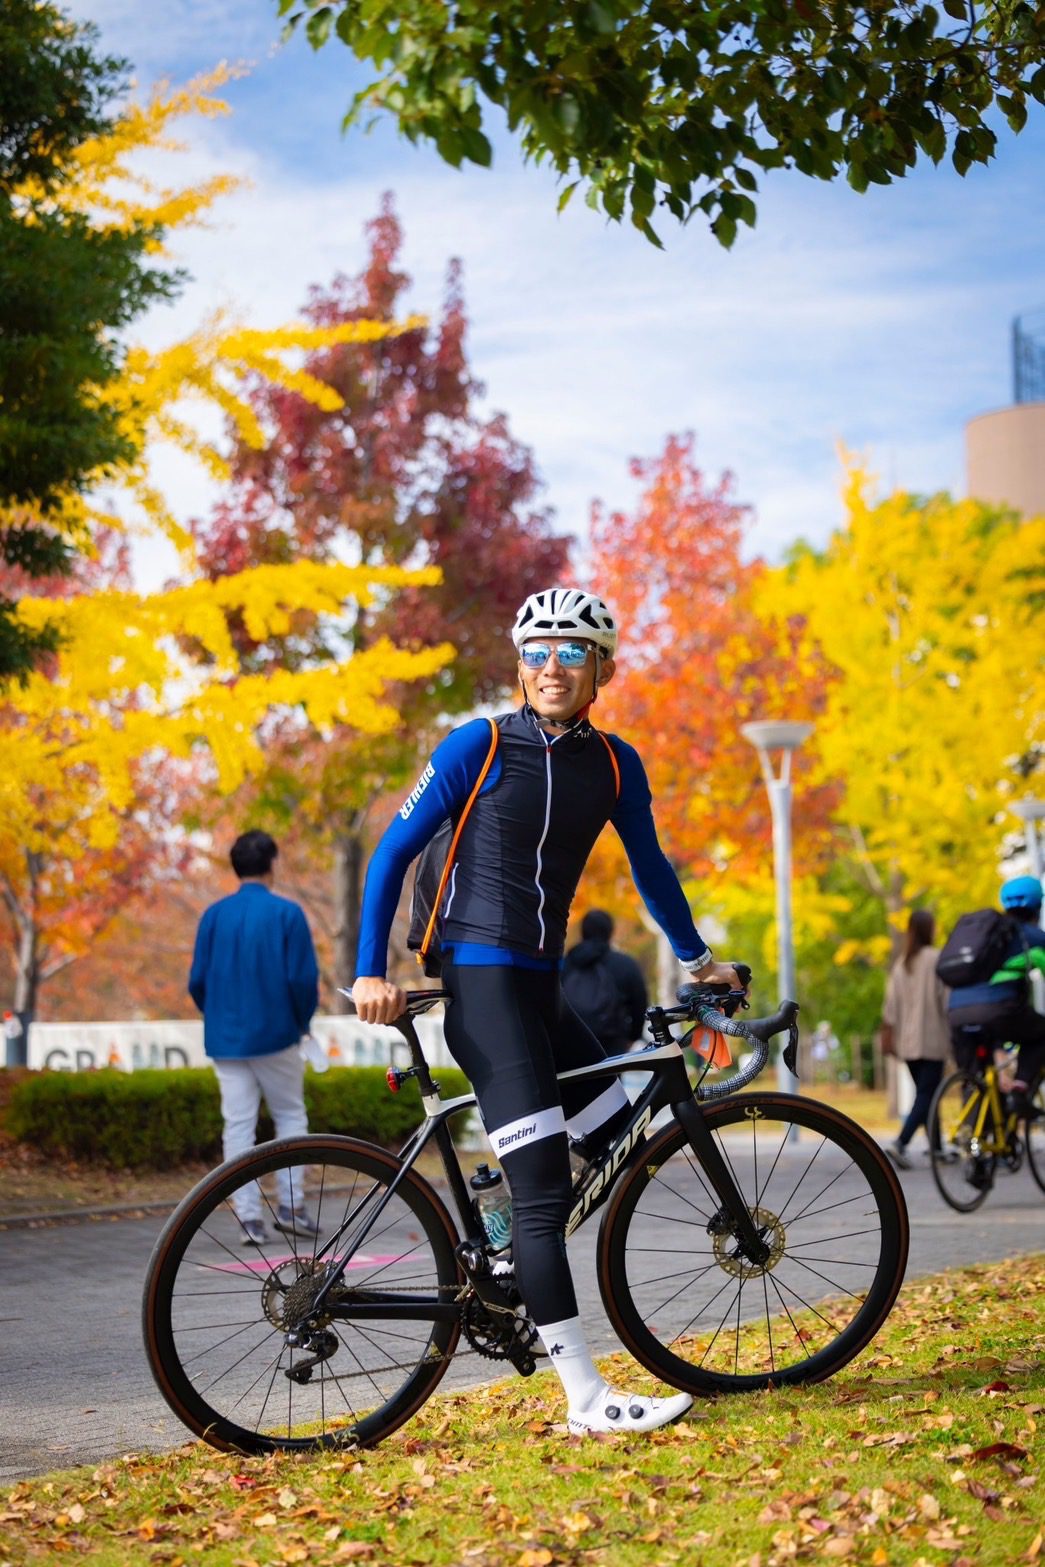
[191,196,570,990]
[581,434,836,970]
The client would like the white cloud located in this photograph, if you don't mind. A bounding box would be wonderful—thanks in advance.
[68,0,1045,590]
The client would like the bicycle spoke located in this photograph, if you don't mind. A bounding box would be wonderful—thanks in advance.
[147,1141,460,1453]
[607,1097,905,1394]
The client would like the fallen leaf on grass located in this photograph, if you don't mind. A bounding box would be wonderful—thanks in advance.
[1027,1532,1043,1561]
[517,1551,554,1567]
[333,1545,377,1561]
[970,1443,1029,1464]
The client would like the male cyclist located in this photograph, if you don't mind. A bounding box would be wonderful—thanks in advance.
[947,875,1045,1116]
[353,587,740,1435]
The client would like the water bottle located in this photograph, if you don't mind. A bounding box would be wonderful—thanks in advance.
[470,1163,512,1252]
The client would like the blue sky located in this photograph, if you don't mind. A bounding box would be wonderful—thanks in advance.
[69,1,1045,584]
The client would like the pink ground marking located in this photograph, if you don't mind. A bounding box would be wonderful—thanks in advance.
[207,1253,405,1276]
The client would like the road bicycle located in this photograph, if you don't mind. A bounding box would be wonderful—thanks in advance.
[928,1027,1045,1212]
[143,977,909,1455]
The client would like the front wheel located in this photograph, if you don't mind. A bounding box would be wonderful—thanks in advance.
[1025,1071,1045,1195]
[928,1071,997,1212]
[143,1135,463,1454]
[597,1093,908,1394]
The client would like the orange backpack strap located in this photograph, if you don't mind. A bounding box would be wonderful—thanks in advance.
[595,730,621,798]
[418,718,499,966]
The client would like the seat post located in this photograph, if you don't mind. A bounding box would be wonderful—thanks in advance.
[393,1013,438,1098]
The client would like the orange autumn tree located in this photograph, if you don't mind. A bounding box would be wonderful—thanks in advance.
[582,434,836,994]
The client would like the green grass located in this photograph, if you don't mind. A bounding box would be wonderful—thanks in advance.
[2,1254,1042,1567]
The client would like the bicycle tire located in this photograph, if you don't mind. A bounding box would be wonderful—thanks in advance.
[1025,1071,1045,1195]
[928,1071,997,1212]
[597,1093,908,1394]
[143,1135,462,1454]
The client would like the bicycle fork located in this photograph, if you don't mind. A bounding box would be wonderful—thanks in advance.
[673,1097,772,1265]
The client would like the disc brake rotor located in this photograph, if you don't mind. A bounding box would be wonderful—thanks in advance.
[713,1206,786,1280]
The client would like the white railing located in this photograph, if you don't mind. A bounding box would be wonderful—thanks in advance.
[26,1012,454,1074]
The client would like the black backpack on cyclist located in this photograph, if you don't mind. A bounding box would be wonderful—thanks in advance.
[407,719,499,978]
[935,908,1017,989]
[562,949,630,1046]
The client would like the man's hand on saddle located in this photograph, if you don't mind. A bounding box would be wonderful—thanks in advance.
[352,976,408,1026]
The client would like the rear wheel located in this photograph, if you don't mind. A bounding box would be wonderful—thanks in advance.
[929,1072,997,1212]
[143,1136,462,1454]
[598,1094,908,1393]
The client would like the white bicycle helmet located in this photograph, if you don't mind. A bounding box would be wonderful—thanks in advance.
[511,587,619,656]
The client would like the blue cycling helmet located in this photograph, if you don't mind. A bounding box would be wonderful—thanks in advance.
[1000,874,1043,912]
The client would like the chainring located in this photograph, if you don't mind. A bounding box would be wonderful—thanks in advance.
[460,1280,535,1362]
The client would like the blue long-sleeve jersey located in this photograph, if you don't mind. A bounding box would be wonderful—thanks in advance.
[356,709,710,977]
[188,883,319,1058]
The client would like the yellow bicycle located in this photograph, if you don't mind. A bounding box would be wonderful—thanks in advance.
[928,1028,1045,1211]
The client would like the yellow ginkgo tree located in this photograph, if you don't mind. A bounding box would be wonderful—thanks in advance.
[2,559,452,1021]
[9,65,424,553]
[757,467,1045,941]
[0,69,441,1023]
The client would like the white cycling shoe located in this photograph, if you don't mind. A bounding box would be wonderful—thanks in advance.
[567,1385,693,1436]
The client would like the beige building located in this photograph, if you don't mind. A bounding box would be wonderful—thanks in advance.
[965,401,1045,518]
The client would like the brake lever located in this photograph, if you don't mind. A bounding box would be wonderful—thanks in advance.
[782,1017,800,1076]
[676,983,749,1019]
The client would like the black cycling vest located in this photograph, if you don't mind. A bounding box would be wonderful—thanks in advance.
[441,708,619,959]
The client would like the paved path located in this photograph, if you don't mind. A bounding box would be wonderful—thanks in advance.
[0,1149,1041,1482]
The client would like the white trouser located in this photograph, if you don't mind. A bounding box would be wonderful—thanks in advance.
[212,1047,309,1221]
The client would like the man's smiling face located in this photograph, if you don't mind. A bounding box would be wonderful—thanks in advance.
[518,638,615,723]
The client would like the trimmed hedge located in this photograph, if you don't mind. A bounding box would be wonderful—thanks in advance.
[7,1064,472,1169]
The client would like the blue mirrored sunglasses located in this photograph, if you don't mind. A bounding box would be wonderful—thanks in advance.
[520,640,592,669]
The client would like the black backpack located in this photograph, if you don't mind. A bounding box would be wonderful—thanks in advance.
[407,719,499,978]
[562,951,629,1045]
[935,909,1017,989]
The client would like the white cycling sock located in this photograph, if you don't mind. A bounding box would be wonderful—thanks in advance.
[537,1315,605,1411]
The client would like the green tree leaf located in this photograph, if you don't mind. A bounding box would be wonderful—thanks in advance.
[279,0,1045,245]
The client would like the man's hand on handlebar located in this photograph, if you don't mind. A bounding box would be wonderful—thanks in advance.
[693,961,747,991]
[352,976,407,1026]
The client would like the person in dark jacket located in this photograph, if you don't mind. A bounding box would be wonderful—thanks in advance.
[561,909,649,1052]
[189,830,320,1245]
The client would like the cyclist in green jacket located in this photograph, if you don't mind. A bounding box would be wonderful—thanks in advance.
[947,875,1045,1116]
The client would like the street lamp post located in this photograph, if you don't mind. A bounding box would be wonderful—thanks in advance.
[1011,799,1045,1012]
[741,720,813,1101]
[1011,798,1045,883]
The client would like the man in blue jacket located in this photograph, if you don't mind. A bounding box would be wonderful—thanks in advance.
[189,830,320,1244]
[352,586,741,1436]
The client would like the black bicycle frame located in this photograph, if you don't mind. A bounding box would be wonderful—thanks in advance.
[307,1003,769,1324]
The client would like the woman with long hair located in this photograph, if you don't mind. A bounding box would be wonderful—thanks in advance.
[880,910,951,1169]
